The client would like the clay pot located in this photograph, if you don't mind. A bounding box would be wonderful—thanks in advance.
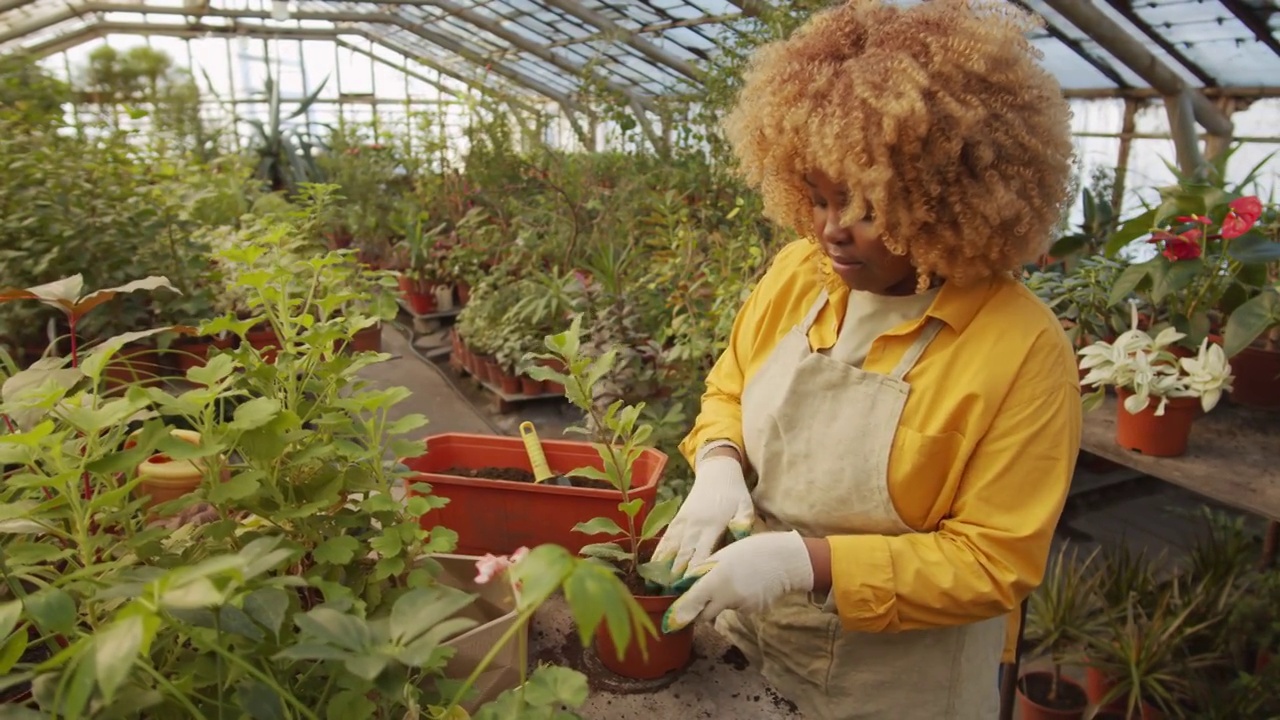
[1016,671,1087,720]
[535,357,566,395]
[102,343,165,391]
[482,358,502,385]
[1227,342,1280,409]
[244,327,280,364]
[398,275,438,315]
[595,593,693,680]
[520,375,543,396]
[133,429,227,512]
[499,371,521,395]
[347,324,383,354]
[457,283,471,306]
[1114,389,1199,457]
[170,335,234,374]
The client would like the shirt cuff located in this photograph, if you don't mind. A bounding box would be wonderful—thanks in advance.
[828,533,899,633]
[695,439,742,468]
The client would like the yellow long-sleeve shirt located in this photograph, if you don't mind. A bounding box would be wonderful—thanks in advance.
[679,239,1081,662]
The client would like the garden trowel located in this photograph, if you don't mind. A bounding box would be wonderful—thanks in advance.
[519,421,572,486]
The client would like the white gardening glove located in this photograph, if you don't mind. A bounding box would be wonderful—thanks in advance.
[651,454,755,578]
[661,531,814,633]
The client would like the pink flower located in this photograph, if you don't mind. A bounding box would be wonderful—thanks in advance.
[474,546,530,584]
[1149,228,1202,261]
[1221,196,1263,239]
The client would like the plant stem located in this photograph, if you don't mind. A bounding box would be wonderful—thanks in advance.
[202,643,319,720]
[137,660,210,720]
[445,601,538,710]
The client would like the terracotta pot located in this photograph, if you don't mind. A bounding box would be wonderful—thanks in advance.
[520,375,543,396]
[595,593,693,680]
[1084,666,1126,713]
[170,335,234,374]
[1016,671,1087,720]
[457,283,471,305]
[399,275,439,315]
[102,342,165,390]
[402,433,667,556]
[244,327,280,364]
[1227,342,1280,409]
[133,429,227,512]
[535,357,566,394]
[482,358,502,385]
[499,371,521,395]
[347,324,383,354]
[1114,389,1199,457]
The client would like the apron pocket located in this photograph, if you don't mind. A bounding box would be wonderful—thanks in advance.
[756,595,841,695]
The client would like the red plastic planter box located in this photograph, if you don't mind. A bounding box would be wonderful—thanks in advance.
[402,433,668,556]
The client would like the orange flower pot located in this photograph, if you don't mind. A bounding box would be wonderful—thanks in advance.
[1114,389,1198,457]
[1016,672,1087,720]
[1227,343,1280,409]
[402,433,666,556]
[595,593,693,680]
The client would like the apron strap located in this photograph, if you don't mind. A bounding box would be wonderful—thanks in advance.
[799,289,829,334]
[888,317,945,381]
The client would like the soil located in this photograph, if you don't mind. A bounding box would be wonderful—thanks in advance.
[442,465,614,490]
[721,646,750,671]
[1021,671,1088,711]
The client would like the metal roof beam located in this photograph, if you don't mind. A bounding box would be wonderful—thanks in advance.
[0,5,81,45]
[1218,0,1280,58]
[409,0,660,113]
[1037,0,1233,137]
[1100,0,1216,87]
[536,0,701,83]
[1008,0,1130,88]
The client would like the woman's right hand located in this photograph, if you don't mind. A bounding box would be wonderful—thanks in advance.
[653,450,756,579]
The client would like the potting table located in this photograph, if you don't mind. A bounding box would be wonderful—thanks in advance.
[1079,396,1280,566]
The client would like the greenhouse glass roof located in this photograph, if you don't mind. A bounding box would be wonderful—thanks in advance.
[1,0,1278,107]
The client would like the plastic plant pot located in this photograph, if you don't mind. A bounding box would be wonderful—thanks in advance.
[402,433,667,556]
[347,323,383,354]
[1016,671,1087,720]
[595,593,693,680]
[519,375,543,396]
[133,429,227,512]
[499,372,521,395]
[244,327,280,364]
[1114,389,1198,457]
[1227,342,1280,409]
[170,335,234,374]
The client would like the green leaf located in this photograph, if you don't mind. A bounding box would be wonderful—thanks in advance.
[1227,234,1280,264]
[243,588,290,639]
[207,470,262,503]
[218,605,265,642]
[0,627,28,674]
[236,679,287,720]
[230,397,282,431]
[1148,257,1203,303]
[390,586,477,646]
[637,561,680,591]
[186,353,237,386]
[1105,208,1157,256]
[343,653,389,681]
[579,542,630,563]
[272,643,348,662]
[640,498,680,541]
[313,535,360,565]
[369,530,403,557]
[573,517,625,536]
[326,690,376,720]
[1107,261,1152,306]
[296,608,373,652]
[617,499,643,519]
[0,600,21,639]
[94,616,145,705]
[1224,289,1280,357]
[522,665,590,707]
[23,587,76,635]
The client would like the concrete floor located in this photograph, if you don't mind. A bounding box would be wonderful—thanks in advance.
[362,322,1266,720]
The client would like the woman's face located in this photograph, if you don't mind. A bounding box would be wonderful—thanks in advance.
[806,170,916,296]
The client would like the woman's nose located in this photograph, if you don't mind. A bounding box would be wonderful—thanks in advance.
[823,212,852,245]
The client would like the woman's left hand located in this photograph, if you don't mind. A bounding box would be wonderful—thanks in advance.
[662,531,814,633]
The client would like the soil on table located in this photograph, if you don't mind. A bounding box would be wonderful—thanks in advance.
[443,465,613,490]
[1021,671,1087,710]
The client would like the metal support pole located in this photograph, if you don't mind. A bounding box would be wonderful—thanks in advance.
[1164,88,1206,179]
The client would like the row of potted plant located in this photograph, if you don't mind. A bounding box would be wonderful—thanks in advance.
[1017,508,1277,719]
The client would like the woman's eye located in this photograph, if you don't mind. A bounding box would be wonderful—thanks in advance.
[811,196,827,208]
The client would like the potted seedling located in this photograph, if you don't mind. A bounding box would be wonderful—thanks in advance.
[1079,301,1233,457]
[1018,544,1104,720]
[522,315,689,680]
[401,314,669,557]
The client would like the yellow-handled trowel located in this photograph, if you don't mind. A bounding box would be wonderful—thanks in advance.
[519,421,571,486]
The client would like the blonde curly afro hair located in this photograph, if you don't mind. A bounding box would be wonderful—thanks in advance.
[723,0,1075,287]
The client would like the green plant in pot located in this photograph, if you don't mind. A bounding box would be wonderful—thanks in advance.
[525,314,690,681]
[1025,256,1129,351]
[1079,301,1233,457]
[1017,544,1104,720]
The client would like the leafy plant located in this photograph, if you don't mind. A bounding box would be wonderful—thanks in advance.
[1023,544,1104,704]
[526,316,682,591]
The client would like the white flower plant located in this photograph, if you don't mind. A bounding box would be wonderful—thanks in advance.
[1079,300,1233,416]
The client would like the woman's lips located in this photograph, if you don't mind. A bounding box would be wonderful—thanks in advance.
[829,257,864,271]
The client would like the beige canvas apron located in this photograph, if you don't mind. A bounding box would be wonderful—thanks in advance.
[715,288,1006,720]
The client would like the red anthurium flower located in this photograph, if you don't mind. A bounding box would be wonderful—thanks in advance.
[1162,234,1203,261]
[1221,195,1263,240]
[1176,214,1211,225]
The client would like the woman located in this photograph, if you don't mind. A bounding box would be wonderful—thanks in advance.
[653,2,1082,718]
